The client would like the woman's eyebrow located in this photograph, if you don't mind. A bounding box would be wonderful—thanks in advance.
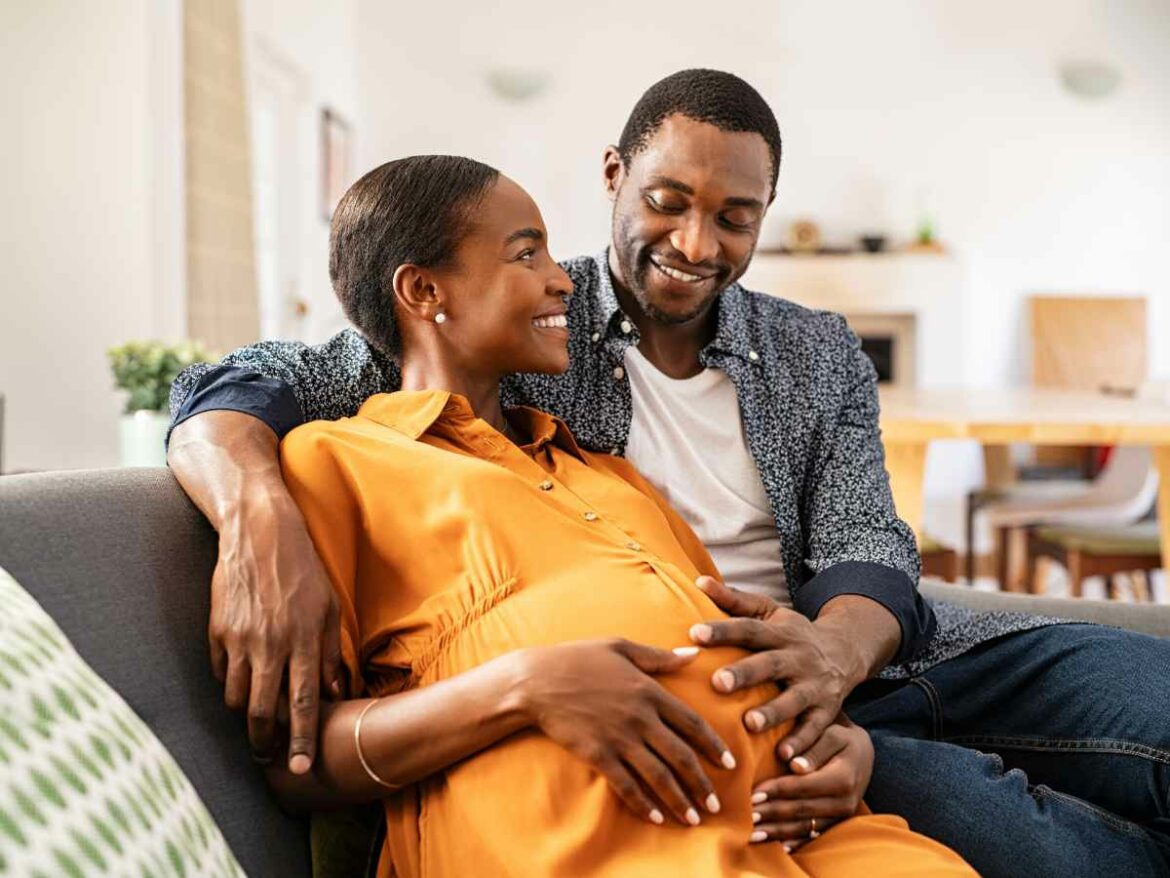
[504,227,544,246]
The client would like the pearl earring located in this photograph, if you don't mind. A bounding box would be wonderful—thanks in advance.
[434,312,447,325]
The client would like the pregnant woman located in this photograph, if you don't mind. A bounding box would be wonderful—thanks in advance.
[270,155,976,878]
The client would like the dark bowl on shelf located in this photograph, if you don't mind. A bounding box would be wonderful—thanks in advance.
[859,235,887,253]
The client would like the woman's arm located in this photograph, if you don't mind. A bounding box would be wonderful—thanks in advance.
[265,648,531,811]
[267,640,736,827]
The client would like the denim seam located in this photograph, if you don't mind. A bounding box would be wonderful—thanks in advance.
[909,677,944,740]
[944,734,1170,766]
[1031,784,1152,838]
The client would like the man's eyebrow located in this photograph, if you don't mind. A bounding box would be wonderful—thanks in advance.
[645,176,694,196]
[724,196,766,210]
[645,176,764,210]
[505,227,544,245]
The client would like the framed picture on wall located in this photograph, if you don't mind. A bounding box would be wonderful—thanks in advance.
[321,108,352,221]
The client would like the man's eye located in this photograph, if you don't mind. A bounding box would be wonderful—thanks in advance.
[516,248,535,262]
[646,195,684,214]
[721,211,756,230]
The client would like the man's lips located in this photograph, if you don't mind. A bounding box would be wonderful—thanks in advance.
[649,257,718,284]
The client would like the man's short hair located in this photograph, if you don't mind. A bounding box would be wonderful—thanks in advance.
[617,69,782,198]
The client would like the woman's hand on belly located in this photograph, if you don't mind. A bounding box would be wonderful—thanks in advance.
[513,638,737,828]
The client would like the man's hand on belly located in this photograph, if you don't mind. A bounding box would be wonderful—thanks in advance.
[513,638,737,828]
[747,713,873,850]
[687,576,855,759]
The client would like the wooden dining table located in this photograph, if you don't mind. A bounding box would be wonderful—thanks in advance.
[878,387,1170,568]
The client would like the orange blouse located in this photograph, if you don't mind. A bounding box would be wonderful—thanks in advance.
[281,390,975,878]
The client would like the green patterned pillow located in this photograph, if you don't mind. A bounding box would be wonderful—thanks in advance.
[0,567,244,877]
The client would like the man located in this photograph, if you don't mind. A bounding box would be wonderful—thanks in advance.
[168,70,1170,876]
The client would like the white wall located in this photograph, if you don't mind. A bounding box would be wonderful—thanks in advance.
[0,1,170,472]
[351,0,1170,386]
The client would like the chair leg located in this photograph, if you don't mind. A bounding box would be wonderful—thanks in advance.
[1031,555,1054,596]
[1132,570,1151,603]
[995,526,1012,592]
[1067,550,1084,598]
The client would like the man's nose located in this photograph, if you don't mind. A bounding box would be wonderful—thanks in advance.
[669,215,719,266]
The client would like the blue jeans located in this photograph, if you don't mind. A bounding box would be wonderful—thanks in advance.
[846,624,1170,878]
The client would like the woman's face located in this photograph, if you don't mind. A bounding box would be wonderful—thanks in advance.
[429,176,573,377]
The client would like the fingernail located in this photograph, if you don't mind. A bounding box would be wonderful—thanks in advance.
[330,679,342,698]
[288,754,311,775]
[706,793,721,814]
[783,842,794,853]
[686,808,701,826]
[780,744,794,760]
[695,577,714,591]
[745,711,766,731]
[721,750,737,770]
[750,830,768,843]
[672,646,700,657]
[791,756,812,773]
[751,810,762,824]
[751,791,768,805]
[713,670,735,691]
[649,809,664,825]
[689,624,712,644]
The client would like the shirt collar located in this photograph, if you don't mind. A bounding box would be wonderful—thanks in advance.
[359,390,587,459]
[591,248,760,364]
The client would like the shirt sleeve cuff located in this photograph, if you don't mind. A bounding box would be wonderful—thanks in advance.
[167,365,304,447]
[793,561,937,665]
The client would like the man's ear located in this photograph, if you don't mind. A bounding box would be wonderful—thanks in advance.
[391,263,443,323]
[601,145,626,202]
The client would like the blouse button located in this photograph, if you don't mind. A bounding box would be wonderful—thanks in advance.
[583,511,599,522]
[626,541,642,551]
[538,480,554,491]
[620,320,633,335]
[748,350,760,362]
[613,366,625,381]
[591,331,601,343]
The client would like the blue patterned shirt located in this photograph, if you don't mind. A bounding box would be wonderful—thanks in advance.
[169,251,1063,678]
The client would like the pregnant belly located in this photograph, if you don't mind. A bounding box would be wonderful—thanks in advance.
[395,564,792,877]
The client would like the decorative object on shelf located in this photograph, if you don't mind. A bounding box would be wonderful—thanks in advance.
[905,215,946,254]
[321,107,352,221]
[786,219,822,254]
[1059,60,1122,101]
[108,340,213,467]
[486,67,550,102]
[859,234,887,253]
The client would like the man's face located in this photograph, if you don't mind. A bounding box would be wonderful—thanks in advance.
[605,114,773,325]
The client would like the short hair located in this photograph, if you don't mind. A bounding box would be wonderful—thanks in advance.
[617,69,782,197]
[328,155,500,355]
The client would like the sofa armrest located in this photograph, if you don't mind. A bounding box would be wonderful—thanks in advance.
[919,581,1170,638]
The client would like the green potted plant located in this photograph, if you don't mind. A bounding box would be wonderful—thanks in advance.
[107,340,213,466]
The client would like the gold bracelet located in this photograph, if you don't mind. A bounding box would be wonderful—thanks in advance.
[354,699,400,790]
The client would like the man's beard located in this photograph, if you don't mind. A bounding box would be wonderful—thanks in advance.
[612,216,731,326]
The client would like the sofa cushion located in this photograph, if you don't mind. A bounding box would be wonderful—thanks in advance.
[0,565,245,876]
[0,468,311,877]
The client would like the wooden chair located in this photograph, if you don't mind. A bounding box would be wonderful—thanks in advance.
[1027,522,1162,599]
[972,295,1149,589]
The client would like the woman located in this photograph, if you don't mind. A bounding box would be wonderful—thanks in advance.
[272,155,976,877]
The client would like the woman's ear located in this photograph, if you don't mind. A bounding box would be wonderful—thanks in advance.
[391,263,444,323]
[601,146,625,202]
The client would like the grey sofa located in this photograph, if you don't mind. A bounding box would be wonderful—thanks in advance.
[1,467,1167,876]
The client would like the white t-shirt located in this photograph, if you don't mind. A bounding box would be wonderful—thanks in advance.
[623,346,790,605]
